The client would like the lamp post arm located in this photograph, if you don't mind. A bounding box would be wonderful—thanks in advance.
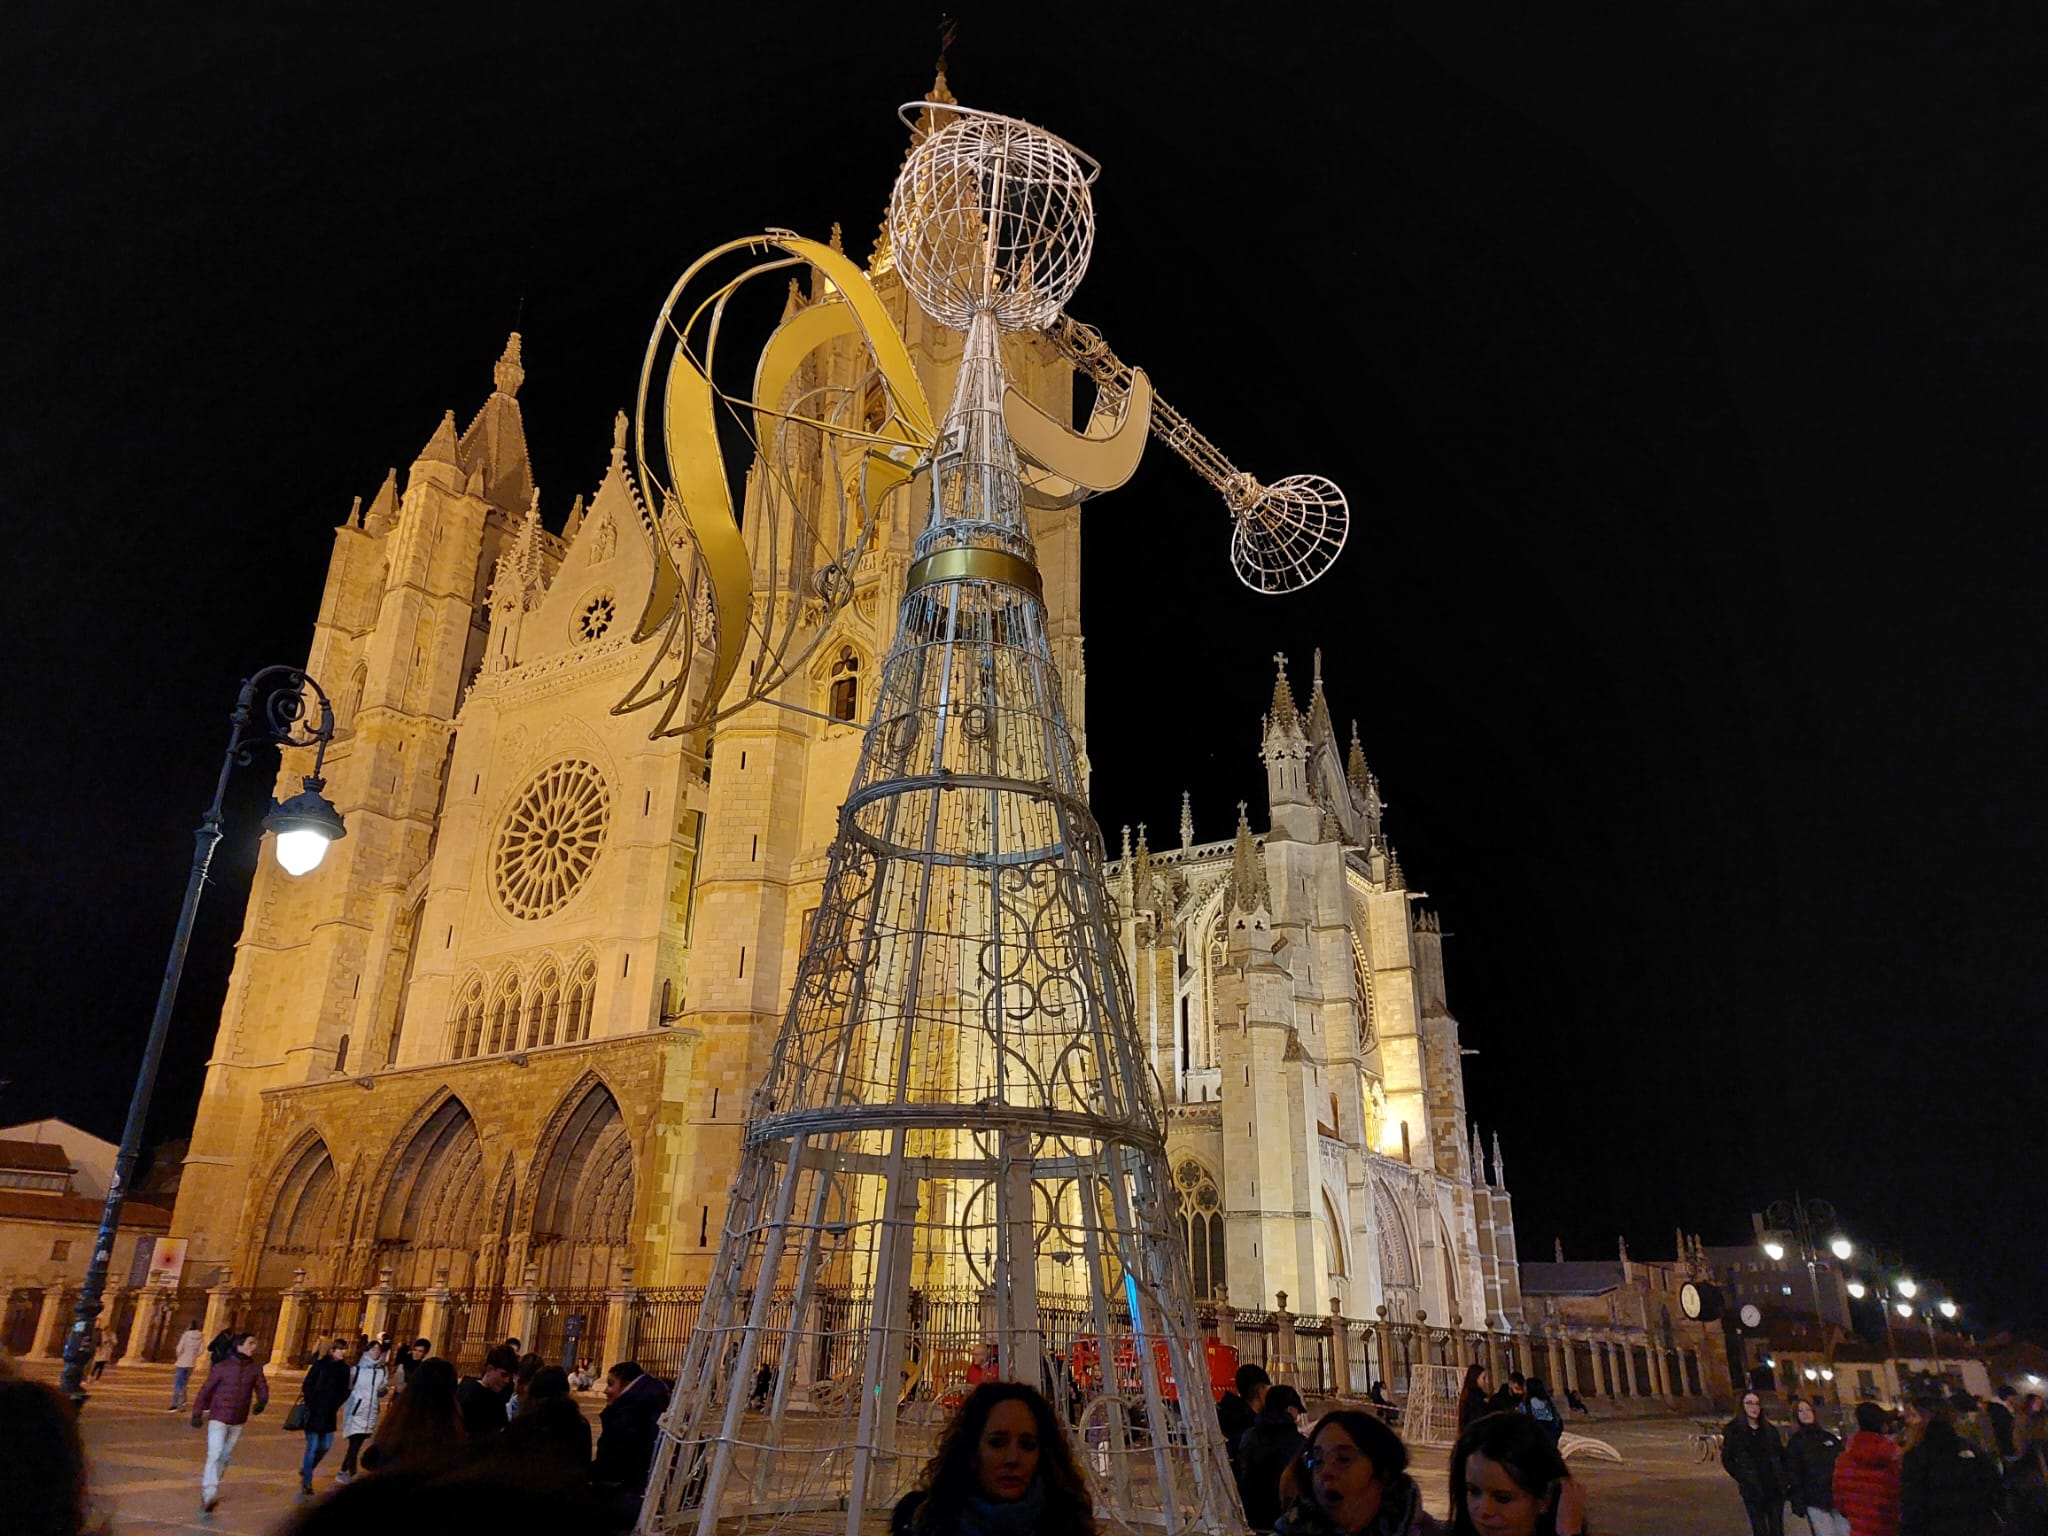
[57,667,331,1408]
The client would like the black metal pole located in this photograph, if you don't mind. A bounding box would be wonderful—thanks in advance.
[58,680,255,1408]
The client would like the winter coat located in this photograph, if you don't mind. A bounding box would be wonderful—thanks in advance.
[457,1375,511,1438]
[1272,1474,1446,1536]
[1524,1393,1566,1445]
[501,1396,594,1480]
[1787,1423,1846,1511]
[341,1355,390,1438]
[1456,1387,1492,1434]
[194,1354,270,1426]
[173,1328,206,1370]
[1234,1411,1306,1530]
[1833,1430,1903,1536]
[1723,1415,1789,1506]
[301,1357,353,1435]
[593,1372,669,1494]
[1899,1421,2001,1536]
[1218,1391,1258,1454]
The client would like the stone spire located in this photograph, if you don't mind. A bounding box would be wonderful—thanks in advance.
[562,493,586,543]
[1230,801,1268,913]
[1179,791,1194,852]
[344,494,362,530]
[1491,1131,1505,1187]
[1470,1123,1486,1186]
[1268,653,1300,736]
[872,63,960,270]
[417,409,460,467]
[1131,823,1153,911]
[1346,721,1372,795]
[1385,848,1406,892]
[1304,648,1335,743]
[1554,1237,1566,1263]
[1617,1234,1630,1263]
[492,331,525,398]
[363,467,399,536]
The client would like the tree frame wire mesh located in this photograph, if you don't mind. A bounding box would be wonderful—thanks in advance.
[639,107,1241,1536]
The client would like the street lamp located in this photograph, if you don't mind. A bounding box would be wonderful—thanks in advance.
[1937,1300,1958,1320]
[1896,1277,1918,1299]
[1830,1236,1853,1261]
[58,666,343,1407]
[1846,1281,1867,1300]
[1760,1195,1842,1325]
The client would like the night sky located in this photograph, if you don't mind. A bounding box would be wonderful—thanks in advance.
[5,7,2041,1327]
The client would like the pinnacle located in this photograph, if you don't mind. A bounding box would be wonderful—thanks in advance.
[1269,653,1300,732]
[419,409,461,466]
[494,332,525,398]
[828,221,844,254]
[1347,720,1371,792]
[1230,801,1268,913]
[1386,848,1406,891]
[928,59,956,106]
[611,410,629,475]
[1179,790,1194,851]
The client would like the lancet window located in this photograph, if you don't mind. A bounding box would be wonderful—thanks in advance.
[1173,1157,1227,1301]
[828,647,860,722]
[486,969,522,1055]
[526,963,562,1049]
[562,953,598,1043]
[449,975,486,1059]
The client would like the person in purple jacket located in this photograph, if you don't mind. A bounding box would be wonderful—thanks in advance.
[192,1332,269,1512]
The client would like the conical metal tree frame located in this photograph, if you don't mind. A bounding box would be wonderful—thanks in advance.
[640,112,1241,1536]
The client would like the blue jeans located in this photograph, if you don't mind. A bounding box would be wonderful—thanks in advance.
[171,1366,193,1408]
[300,1430,334,1486]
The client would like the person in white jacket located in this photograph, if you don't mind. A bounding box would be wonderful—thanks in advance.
[169,1321,206,1411]
[333,1339,390,1483]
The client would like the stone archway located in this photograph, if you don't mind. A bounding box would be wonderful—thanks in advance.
[255,1133,340,1287]
[527,1080,634,1288]
[376,1095,487,1290]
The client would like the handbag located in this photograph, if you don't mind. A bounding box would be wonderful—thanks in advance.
[280,1395,302,1430]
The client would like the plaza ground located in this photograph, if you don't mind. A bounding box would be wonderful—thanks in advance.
[32,1359,1762,1534]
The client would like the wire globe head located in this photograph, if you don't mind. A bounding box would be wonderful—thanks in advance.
[887,105,1097,332]
[1228,473,1351,594]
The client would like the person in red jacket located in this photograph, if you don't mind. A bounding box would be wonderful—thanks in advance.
[1832,1402,1902,1536]
[192,1332,270,1513]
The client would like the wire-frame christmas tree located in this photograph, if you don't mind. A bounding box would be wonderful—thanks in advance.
[638,105,1245,1536]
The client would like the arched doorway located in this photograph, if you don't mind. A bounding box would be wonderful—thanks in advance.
[256,1136,340,1287]
[529,1081,634,1288]
[377,1097,487,1290]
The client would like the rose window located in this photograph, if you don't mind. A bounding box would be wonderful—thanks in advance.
[492,759,611,919]
[577,593,615,643]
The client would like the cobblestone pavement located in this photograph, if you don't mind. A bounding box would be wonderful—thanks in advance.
[34,1361,1757,1535]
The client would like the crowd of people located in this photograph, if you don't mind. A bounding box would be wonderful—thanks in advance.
[1719,1384,2048,1536]
[165,1328,674,1527]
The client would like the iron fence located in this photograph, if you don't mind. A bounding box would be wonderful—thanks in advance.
[533,1290,610,1374]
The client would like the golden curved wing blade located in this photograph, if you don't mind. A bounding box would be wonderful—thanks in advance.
[1004,367,1152,494]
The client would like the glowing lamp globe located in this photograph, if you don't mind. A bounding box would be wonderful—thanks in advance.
[1847,1281,1867,1299]
[1762,1239,1786,1261]
[1897,1277,1918,1298]
[1830,1235,1853,1260]
[264,782,346,875]
[1938,1299,1958,1319]
[1896,1301,1914,1318]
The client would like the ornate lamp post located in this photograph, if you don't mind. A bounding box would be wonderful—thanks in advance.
[1759,1195,1849,1325]
[59,666,344,1407]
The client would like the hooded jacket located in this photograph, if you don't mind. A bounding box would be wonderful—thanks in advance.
[1832,1430,1902,1536]
[1787,1422,1845,1511]
[1722,1415,1788,1505]
[594,1371,669,1494]
[300,1356,352,1435]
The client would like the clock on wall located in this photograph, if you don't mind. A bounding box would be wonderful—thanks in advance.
[1680,1282,1725,1322]
[1739,1303,1763,1329]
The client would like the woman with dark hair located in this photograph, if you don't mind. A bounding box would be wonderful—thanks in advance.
[1236,1383,1308,1529]
[1722,1389,1789,1536]
[362,1357,465,1475]
[1785,1398,1847,1536]
[1273,1408,1442,1536]
[1447,1412,1588,1536]
[891,1381,1098,1536]
[1456,1366,1492,1436]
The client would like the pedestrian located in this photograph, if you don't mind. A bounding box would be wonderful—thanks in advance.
[1833,1402,1903,1536]
[362,1356,464,1475]
[1521,1379,1565,1446]
[890,1380,1099,1536]
[507,1350,543,1422]
[298,1339,353,1495]
[501,1365,593,1482]
[1898,1398,2001,1535]
[569,1359,595,1392]
[1722,1389,1790,1536]
[1447,1409,1591,1536]
[1236,1383,1308,1530]
[457,1345,519,1439]
[1564,1388,1588,1416]
[0,1367,96,1536]
[1273,1407,1443,1536]
[169,1318,206,1411]
[89,1326,115,1381]
[593,1361,670,1528]
[334,1337,391,1482]
[1220,1363,1272,1453]
[1369,1381,1396,1419]
[392,1337,430,1394]
[191,1331,269,1514]
[1787,1397,1848,1536]
[1490,1372,1527,1416]
[207,1326,237,1365]
[1987,1388,2019,1464]
[1456,1364,1493,1436]
[2004,1412,2048,1536]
